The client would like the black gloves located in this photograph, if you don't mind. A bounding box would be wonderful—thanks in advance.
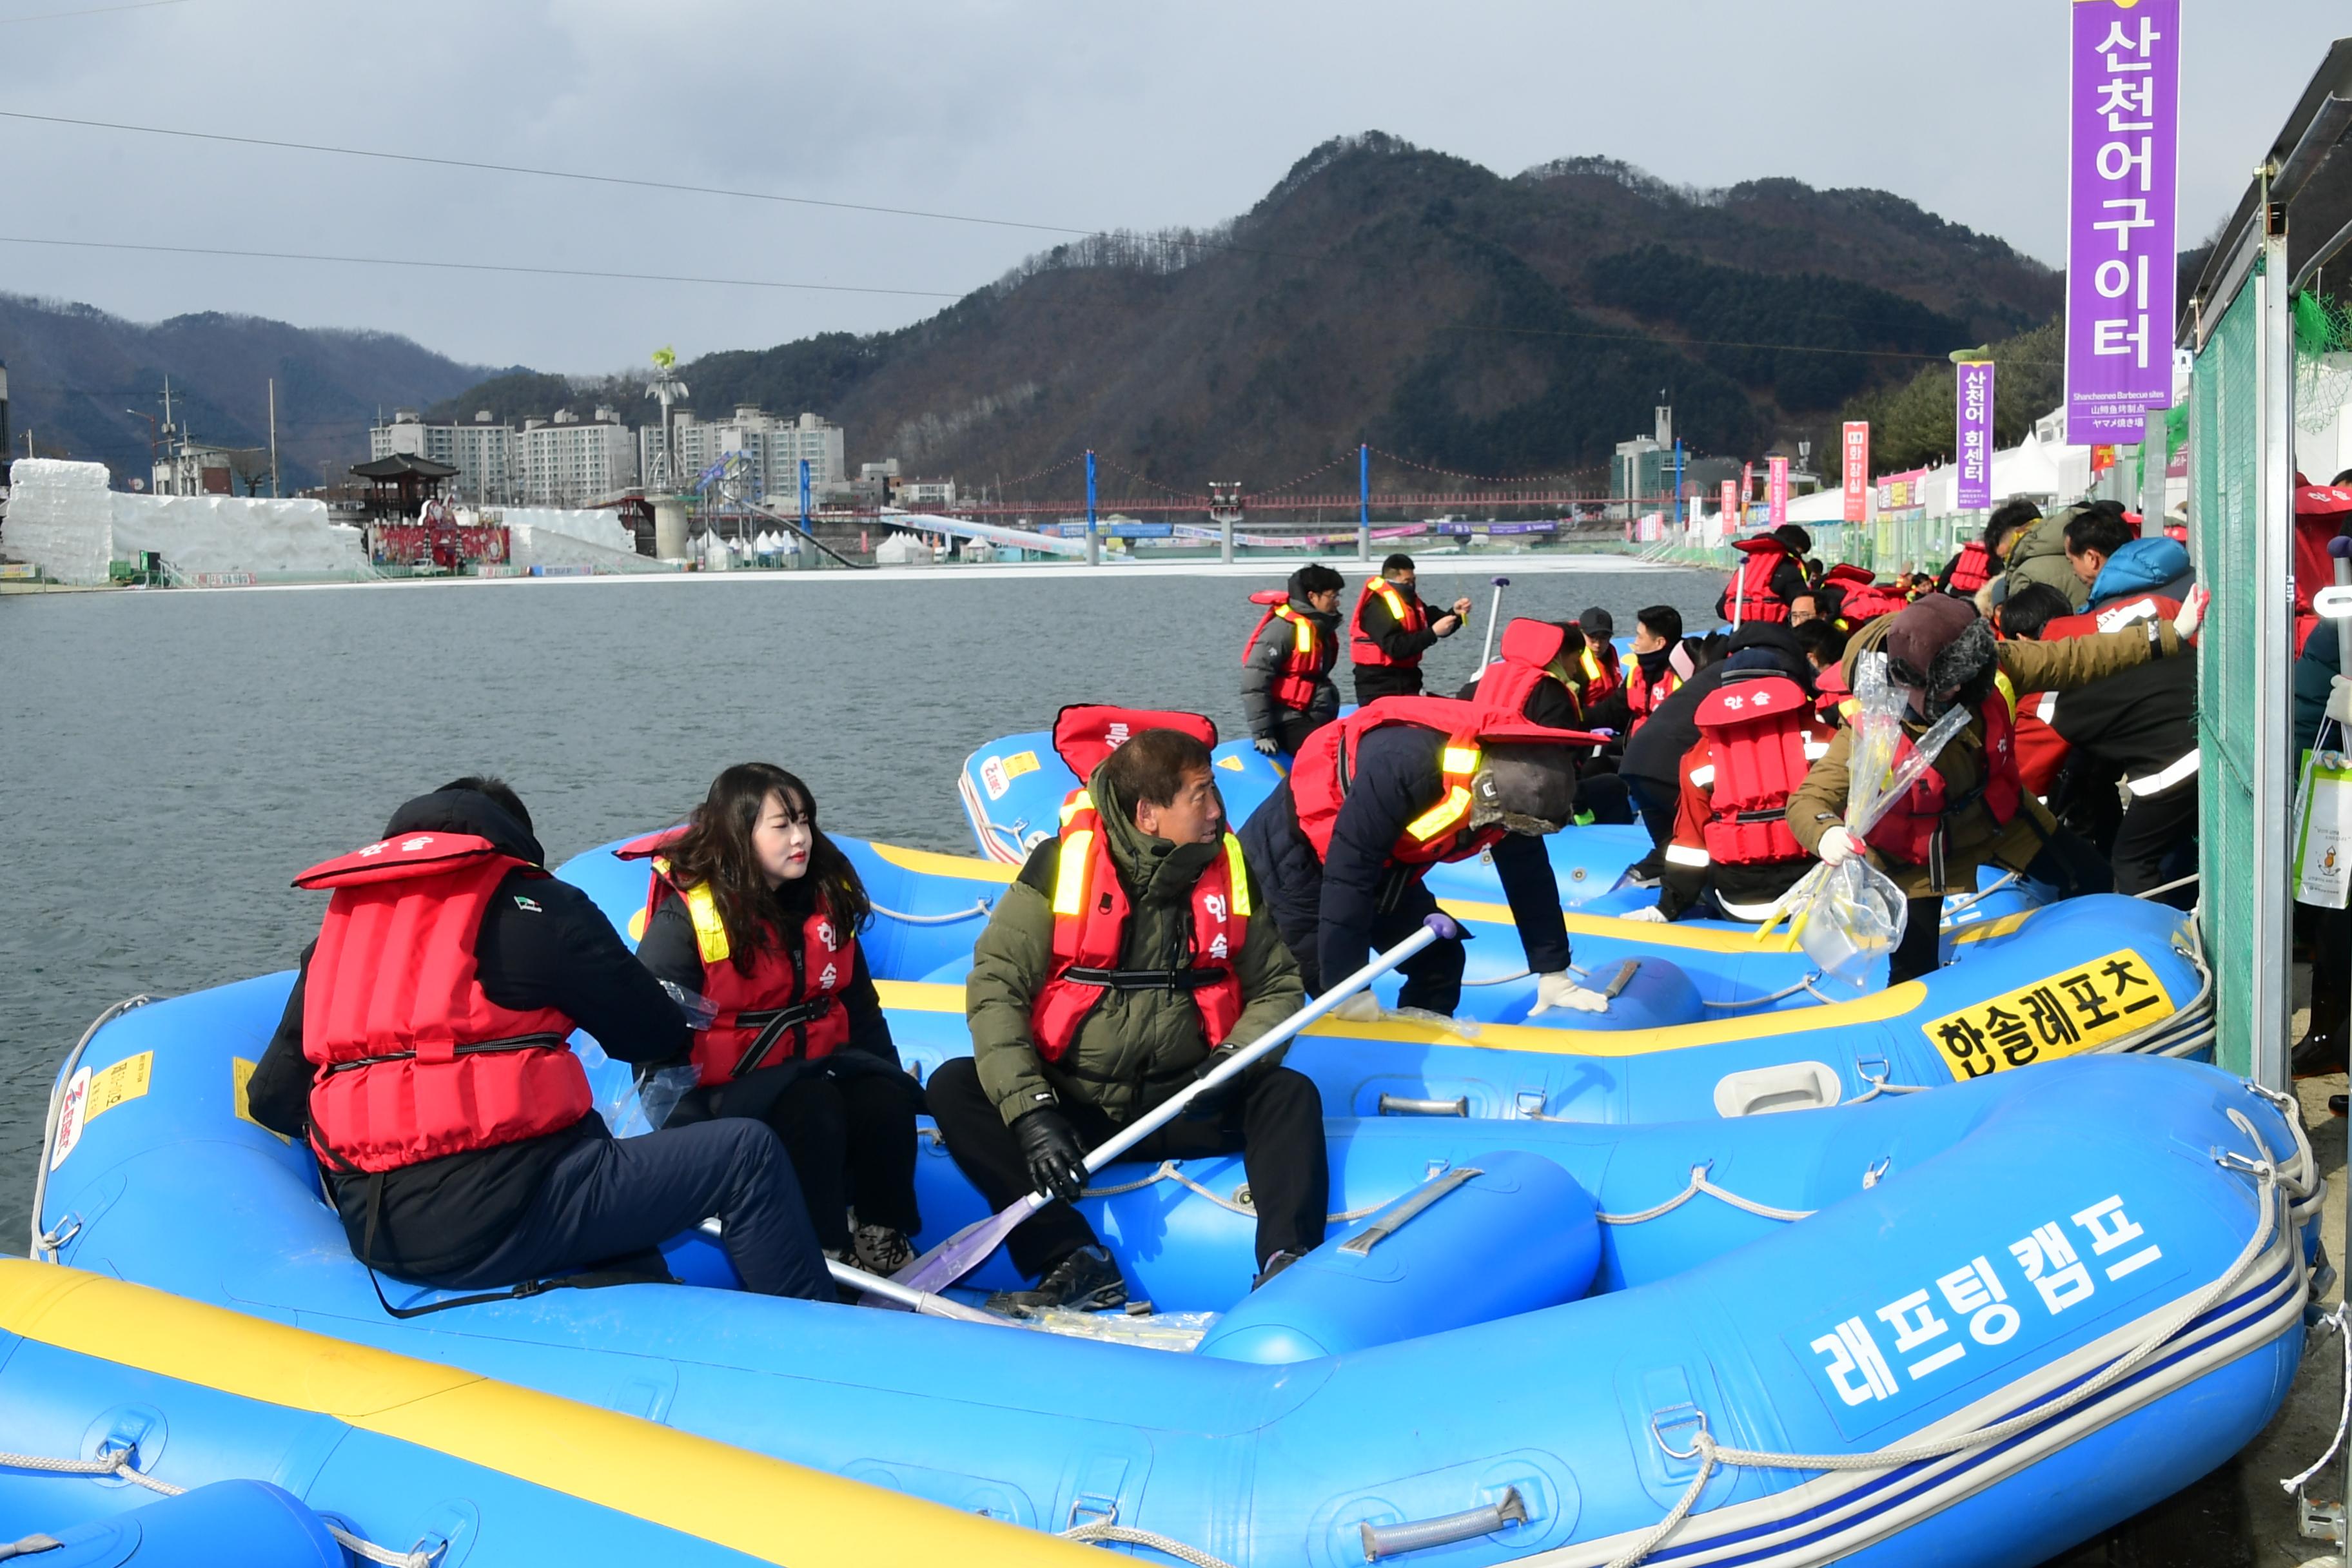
[1185,1050,1243,1118]
[1253,736,1280,756]
[1012,1105,1089,1203]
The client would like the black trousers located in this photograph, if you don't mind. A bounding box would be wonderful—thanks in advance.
[1271,875,1467,1015]
[924,1057,1330,1277]
[678,1068,923,1251]
[2110,786,2197,906]
[1888,825,2121,984]
[1268,708,1327,758]
[429,1119,830,1300]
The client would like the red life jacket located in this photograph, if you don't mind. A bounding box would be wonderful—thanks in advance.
[1946,540,1995,594]
[1474,619,1569,721]
[1241,590,1327,710]
[1863,694,2023,866]
[619,833,855,1084]
[295,832,587,1175]
[1050,703,1218,780]
[1685,676,1822,865]
[1291,696,1580,869]
[1821,564,1910,627]
[1625,658,1684,730]
[1576,640,1621,701]
[1350,577,1428,667]
[1726,538,1792,624]
[1029,787,1248,1061]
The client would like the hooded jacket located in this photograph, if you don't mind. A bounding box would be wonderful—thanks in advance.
[2002,507,2094,611]
[1620,623,1810,806]
[245,787,689,1279]
[1786,614,2186,896]
[965,766,1304,1128]
[1240,574,1342,740]
[2087,536,2193,612]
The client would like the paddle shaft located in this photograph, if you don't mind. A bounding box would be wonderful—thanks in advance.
[896,912,1462,1292]
[1476,576,1509,667]
[694,1218,1008,1325]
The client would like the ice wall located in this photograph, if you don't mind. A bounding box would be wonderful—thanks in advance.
[496,506,634,554]
[3,459,114,583]
[114,493,366,578]
[507,523,664,574]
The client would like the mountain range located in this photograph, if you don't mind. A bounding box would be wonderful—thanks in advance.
[3,132,2066,496]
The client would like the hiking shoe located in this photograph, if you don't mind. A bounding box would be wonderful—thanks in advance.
[853,1223,915,1277]
[1251,1250,1304,1291]
[986,1245,1127,1318]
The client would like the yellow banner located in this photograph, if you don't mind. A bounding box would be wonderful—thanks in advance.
[1922,949,2174,1080]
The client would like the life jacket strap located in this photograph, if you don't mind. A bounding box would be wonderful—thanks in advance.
[730,995,839,1078]
[318,1031,570,1075]
[1057,964,1225,994]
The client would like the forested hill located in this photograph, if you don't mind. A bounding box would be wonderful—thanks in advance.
[0,295,491,488]
[656,134,2062,492]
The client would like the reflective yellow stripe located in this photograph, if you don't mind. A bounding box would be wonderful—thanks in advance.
[0,1262,1085,1566]
[678,878,732,965]
[1994,670,2017,720]
[1057,789,1093,828]
[1579,648,1603,683]
[1221,834,1252,916]
[1051,828,1094,916]
[1405,785,1473,843]
[1291,614,1315,656]
[1440,743,1482,778]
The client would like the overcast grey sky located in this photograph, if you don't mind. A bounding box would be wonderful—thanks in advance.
[3,0,2342,375]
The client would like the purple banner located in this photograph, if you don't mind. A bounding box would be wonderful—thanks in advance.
[2064,0,2180,445]
[1955,361,1995,510]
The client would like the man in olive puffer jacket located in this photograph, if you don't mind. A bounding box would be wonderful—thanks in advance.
[926,727,1325,1316]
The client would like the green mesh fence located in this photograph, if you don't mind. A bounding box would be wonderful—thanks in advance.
[2193,274,2261,1076]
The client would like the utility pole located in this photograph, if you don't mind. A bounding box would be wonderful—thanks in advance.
[268,378,280,497]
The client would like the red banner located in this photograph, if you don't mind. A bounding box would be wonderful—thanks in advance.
[1841,422,1870,524]
[1767,456,1790,527]
[375,523,510,566]
[1719,479,1737,526]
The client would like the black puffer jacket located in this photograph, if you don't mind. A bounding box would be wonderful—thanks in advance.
[1240,578,1342,740]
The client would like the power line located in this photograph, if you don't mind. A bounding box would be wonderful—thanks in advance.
[0,0,184,23]
[0,235,969,299]
[1433,321,1977,362]
[0,110,1321,263]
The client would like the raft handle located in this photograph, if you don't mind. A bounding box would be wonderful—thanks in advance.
[1340,1167,1484,1256]
[1358,1487,1528,1560]
[1377,1093,1469,1118]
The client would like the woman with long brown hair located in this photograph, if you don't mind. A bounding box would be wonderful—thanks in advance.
[630,763,920,1277]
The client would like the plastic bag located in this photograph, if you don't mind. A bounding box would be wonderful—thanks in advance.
[602,1063,700,1138]
[2295,720,2352,909]
[1794,652,1972,986]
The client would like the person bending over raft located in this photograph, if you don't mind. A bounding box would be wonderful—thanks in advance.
[246,779,832,1303]
[627,765,923,1280]
[1351,553,1473,703]
[1788,592,2201,983]
[927,714,1326,1315]
[1239,695,1613,1021]
[1240,563,1344,758]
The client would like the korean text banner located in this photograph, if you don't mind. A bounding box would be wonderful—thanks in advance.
[1842,422,1870,524]
[2064,0,2179,444]
[1957,362,1996,511]
[1767,456,1790,526]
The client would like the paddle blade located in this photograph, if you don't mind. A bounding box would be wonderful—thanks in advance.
[894,1202,1032,1295]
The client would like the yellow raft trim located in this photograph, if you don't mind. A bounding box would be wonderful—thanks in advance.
[874,976,1934,1059]
[1430,899,2039,952]
[871,840,1018,884]
[0,1262,1089,1565]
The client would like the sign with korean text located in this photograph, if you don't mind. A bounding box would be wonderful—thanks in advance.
[1767,456,1790,527]
[1874,467,1930,517]
[1720,479,1738,525]
[1841,422,1870,523]
[1955,362,1995,511]
[1923,948,2173,1081]
[1740,462,1754,528]
[2064,0,2180,443]
[1790,1184,2177,1438]
[48,1052,153,1171]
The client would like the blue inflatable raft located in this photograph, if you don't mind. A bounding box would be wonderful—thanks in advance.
[28,983,2320,1568]
[555,834,2213,1124]
[0,1262,1075,1566]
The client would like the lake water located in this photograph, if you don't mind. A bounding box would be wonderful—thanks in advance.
[0,562,1721,1244]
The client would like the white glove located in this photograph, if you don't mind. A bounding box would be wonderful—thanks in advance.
[1329,992,1384,1024]
[2328,674,2352,727]
[1818,825,1861,866]
[1530,972,1609,1015]
[2173,583,2208,640]
[1621,905,1671,924]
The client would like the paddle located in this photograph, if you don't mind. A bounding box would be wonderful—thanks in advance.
[1476,575,1511,667]
[894,912,1467,1295]
[692,1219,1012,1326]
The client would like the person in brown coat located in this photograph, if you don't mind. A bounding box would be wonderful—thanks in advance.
[1785,591,2201,982]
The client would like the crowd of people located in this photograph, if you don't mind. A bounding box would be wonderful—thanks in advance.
[241,493,2352,1321]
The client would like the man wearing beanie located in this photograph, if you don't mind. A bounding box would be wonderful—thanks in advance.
[1786,589,2202,982]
